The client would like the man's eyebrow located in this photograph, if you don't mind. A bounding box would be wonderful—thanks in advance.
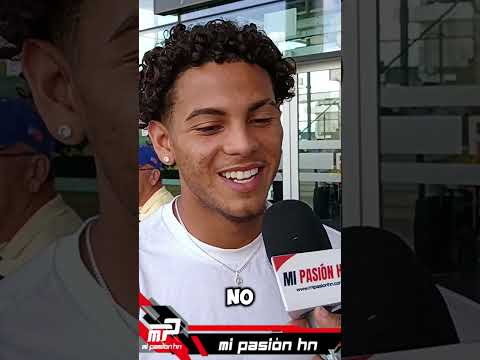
[248,99,277,112]
[185,99,277,122]
[108,14,139,43]
[186,108,226,121]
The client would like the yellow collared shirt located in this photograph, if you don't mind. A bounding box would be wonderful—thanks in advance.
[0,195,82,277]
[139,187,174,222]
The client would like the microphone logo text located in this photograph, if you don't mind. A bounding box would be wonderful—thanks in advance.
[283,263,341,287]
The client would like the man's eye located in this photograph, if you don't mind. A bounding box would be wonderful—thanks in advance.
[196,125,222,134]
[251,118,273,125]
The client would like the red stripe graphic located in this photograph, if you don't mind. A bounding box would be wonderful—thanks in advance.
[139,292,151,307]
[272,254,296,271]
[191,336,208,356]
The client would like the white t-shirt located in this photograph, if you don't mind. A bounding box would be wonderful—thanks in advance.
[139,198,341,359]
[0,220,137,360]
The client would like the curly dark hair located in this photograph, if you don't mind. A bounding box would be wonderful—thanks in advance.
[139,20,296,128]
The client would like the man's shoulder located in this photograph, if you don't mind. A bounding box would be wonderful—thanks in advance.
[57,195,83,224]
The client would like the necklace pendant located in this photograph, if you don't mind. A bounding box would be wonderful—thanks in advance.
[235,272,243,287]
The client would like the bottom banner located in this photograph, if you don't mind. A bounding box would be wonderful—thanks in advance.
[139,294,341,359]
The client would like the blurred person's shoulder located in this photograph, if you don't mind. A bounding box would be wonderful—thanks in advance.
[0,228,81,312]
[0,220,135,359]
[0,232,81,357]
[0,195,83,277]
[0,236,61,310]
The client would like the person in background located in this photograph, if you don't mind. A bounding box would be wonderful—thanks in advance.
[0,97,81,278]
[138,144,173,221]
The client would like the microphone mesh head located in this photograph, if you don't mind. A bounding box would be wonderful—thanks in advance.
[262,200,331,260]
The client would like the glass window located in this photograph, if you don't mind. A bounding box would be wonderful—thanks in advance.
[378,1,480,304]
[379,0,480,86]
[297,64,341,229]
[298,69,341,140]
[139,0,341,61]
[139,0,177,30]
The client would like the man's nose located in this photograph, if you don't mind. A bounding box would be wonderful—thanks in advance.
[223,123,259,157]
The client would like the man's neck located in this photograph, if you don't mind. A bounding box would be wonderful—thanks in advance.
[175,195,264,249]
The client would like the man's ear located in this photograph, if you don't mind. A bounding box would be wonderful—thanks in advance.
[148,121,174,166]
[150,169,161,186]
[25,155,51,193]
[21,39,85,145]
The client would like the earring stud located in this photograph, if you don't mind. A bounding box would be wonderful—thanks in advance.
[58,125,72,139]
[164,156,170,164]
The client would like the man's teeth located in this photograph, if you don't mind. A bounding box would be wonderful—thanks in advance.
[221,168,259,181]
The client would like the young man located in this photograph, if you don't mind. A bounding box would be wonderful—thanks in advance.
[139,144,174,221]
[0,1,138,359]
[0,98,81,278]
[140,20,340,339]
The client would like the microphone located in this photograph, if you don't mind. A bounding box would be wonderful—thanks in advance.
[262,200,341,320]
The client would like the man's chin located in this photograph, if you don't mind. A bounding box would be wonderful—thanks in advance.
[217,200,266,223]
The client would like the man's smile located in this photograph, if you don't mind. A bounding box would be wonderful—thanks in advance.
[217,163,266,193]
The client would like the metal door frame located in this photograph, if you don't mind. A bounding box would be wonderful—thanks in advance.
[342,0,381,227]
[282,58,342,201]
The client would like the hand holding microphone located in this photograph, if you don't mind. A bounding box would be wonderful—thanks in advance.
[290,307,341,360]
[289,307,341,328]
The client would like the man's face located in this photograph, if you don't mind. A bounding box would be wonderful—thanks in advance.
[168,61,283,221]
[0,144,36,226]
[73,0,138,212]
[138,164,159,204]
